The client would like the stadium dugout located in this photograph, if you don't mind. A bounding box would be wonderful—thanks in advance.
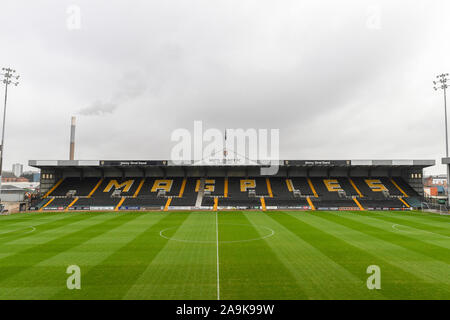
[28,159,433,212]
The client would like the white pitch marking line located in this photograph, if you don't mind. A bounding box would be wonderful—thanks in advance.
[216,211,220,301]
[159,223,275,244]
[392,223,450,238]
[159,224,275,243]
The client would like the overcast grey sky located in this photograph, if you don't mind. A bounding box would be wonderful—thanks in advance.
[1,0,449,174]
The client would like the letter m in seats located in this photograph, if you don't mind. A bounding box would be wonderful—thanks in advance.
[103,179,135,193]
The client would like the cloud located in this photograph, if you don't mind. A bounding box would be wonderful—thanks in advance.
[78,101,118,116]
[0,0,449,175]
[77,69,147,116]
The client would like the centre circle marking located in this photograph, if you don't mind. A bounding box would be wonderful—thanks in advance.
[159,223,275,244]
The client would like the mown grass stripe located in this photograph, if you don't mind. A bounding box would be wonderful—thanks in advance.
[281,211,450,299]
[404,211,450,222]
[0,213,98,250]
[371,211,450,233]
[248,212,379,300]
[0,213,75,235]
[0,213,145,300]
[0,210,448,300]
[0,285,60,300]
[368,212,450,247]
[333,211,450,264]
[218,211,307,300]
[0,212,68,226]
[0,213,132,285]
[124,212,217,300]
[0,215,68,239]
[55,212,190,299]
[37,215,159,271]
[317,211,450,286]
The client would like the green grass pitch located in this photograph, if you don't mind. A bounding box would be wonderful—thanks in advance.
[0,210,448,300]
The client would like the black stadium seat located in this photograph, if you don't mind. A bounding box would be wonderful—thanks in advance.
[38,176,418,211]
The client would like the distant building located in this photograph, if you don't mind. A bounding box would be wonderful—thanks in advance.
[2,181,39,191]
[2,177,29,182]
[12,163,23,177]
[424,175,447,188]
[424,174,448,198]
[424,185,446,197]
[0,185,27,202]
[22,171,40,182]
[32,172,40,182]
[1,171,29,183]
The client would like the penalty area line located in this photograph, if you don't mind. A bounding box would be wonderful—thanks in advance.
[392,223,450,238]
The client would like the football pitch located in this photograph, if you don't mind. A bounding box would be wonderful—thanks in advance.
[0,210,448,300]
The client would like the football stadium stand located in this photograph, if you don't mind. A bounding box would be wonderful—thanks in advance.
[28,159,433,211]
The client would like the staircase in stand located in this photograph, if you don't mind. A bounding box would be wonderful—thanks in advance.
[195,178,206,208]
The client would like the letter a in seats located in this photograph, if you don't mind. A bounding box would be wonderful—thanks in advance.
[151,179,173,192]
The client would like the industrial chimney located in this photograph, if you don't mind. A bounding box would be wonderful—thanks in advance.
[69,116,76,160]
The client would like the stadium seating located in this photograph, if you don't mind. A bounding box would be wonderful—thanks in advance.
[36,176,419,211]
[50,177,100,197]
